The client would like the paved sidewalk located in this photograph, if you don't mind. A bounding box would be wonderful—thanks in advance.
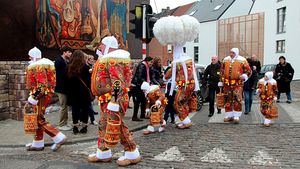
[0,101,148,147]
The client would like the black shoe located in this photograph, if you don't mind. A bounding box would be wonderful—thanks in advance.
[94,112,99,115]
[208,113,214,117]
[128,106,132,109]
[244,112,249,115]
[73,126,79,135]
[286,100,292,104]
[217,110,221,114]
[80,126,88,134]
[276,100,280,103]
[132,117,143,121]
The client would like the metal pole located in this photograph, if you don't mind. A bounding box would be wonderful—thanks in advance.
[142,4,147,60]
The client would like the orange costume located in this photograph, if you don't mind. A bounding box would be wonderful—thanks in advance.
[219,48,252,123]
[257,72,278,126]
[89,36,141,166]
[165,54,199,129]
[25,47,66,151]
[141,82,168,134]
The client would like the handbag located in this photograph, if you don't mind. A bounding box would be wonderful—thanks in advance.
[79,78,95,101]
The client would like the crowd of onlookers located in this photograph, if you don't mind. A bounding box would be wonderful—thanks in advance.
[54,46,176,134]
[203,54,294,117]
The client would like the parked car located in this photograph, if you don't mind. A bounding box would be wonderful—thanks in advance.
[194,64,207,111]
[258,64,276,79]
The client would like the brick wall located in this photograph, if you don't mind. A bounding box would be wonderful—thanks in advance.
[0,61,28,120]
[149,38,173,66]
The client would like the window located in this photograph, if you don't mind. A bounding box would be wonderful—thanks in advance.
[276,40,285,53]
[183,47,186,53]
[277,7,286,33]
[194,46,199,62]
[194,36,199,43]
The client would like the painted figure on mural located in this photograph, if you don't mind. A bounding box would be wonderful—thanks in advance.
[88,36,141,166]
[218,48,252,123]
[36,0,128,49]
[25,47,67,151]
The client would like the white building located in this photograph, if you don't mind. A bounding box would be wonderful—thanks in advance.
[184,0,254,67]
[250,0,300,80]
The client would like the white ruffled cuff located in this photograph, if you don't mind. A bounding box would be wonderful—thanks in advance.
[94,148,112,159]
[52,132,66,144]
[122,148,140,160]
[218,82,223,87]
[107,102,120,112]
[155,100,162,106]
[241,74,248,82]
[182,116,191,125]
[146,125,155,132]
[28,95,38,105]
[26,140,44,148]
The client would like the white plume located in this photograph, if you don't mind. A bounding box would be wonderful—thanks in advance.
[153,15,200,46]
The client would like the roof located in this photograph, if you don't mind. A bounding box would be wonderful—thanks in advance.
[173,2,196,16]
[186,0,235,23]
[154,2,196,18]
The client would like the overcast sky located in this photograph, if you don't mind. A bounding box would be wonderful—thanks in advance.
[150,0,199,13]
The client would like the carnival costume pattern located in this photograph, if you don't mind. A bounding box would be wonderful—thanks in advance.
[25,47,66,151]
[89,36,141,166]
[153,15,200,129]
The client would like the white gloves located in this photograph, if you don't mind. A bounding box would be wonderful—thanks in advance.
[155,100,162,106]
[146,109,150,114]
[28,95,38,105]
[240,74,248,82]
[273,97,277,101]
[255,89,260,95]
[218,82,223,87]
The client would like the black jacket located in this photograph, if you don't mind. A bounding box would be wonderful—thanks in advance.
[248,59,261,73]
[66,65,92,106]
[132,62,150,87]
[274,62,294,93]
[54,56,68,94]
[150,66,163,86]
[203,62,221,89]
[243,69,258,91]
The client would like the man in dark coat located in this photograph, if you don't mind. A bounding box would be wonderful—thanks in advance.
[55,46,72,131]
[250,54,261,73]
[274,56,294,103]
[203,56,221,117]
[131,56,153,121]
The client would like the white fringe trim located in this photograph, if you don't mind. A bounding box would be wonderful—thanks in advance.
[52,132,66,144]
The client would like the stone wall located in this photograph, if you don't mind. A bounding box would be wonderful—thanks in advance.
[0,61,28,120]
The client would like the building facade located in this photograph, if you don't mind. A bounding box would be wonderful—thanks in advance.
[250,0,300,79]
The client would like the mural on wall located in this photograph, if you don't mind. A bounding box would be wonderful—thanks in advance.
[35,0,128,50]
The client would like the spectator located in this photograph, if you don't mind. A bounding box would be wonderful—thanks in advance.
[243,59,258,115]
[203,56,221,117]
[55,46,73,131]
[67,50,92,134]
[250,54,261,73]
[151,56,164,86]
[85,54,98,125]
[131,56,153,121]
[163,66,175,123]
[274,56,294,103]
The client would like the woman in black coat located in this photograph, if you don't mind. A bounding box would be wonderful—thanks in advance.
[274,56,294,103]
[67,50,92,134]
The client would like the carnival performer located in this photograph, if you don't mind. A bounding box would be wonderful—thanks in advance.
[256,71,278,127]
[88,36,141,166]
[141,82,167,135]
[25,47,67,151]
[218,48,252,123]
[154,15,200,129]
